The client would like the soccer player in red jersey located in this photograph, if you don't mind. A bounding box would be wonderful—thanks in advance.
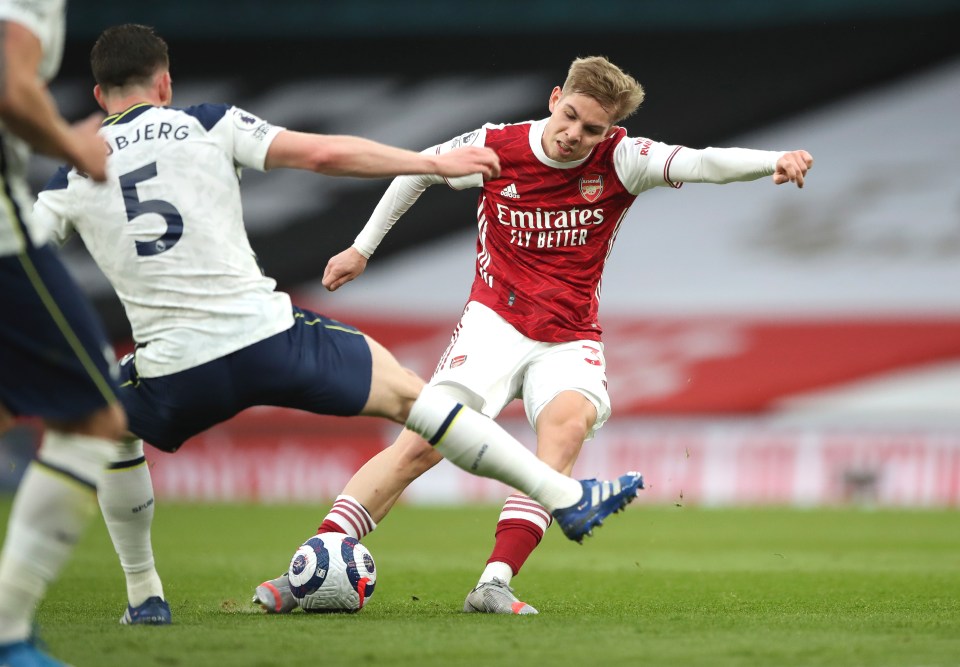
[255,55,813,615]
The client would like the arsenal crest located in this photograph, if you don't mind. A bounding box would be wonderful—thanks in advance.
[579,174,603,202]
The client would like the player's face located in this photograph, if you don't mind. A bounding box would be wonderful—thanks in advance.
[542,88,616,162]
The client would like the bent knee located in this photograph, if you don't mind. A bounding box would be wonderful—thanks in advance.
[536,417,591,473]
[394,430,443,478]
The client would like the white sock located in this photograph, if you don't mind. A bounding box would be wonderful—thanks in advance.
[319,495,377,540]
[0,431,113,643]
[405,387,581,511]
[478,561,513,587]
[98,439,164,606]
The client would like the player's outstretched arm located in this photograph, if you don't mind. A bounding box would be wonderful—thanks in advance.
[323,246,368,292]
[0,21,107,180]
[772,150,814,188]
[264,131,500,180]
[662,146,814,188]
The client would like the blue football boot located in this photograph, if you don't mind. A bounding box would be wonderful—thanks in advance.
[0,639,70,667]
[552,472,644,543]
[119,596,171,625]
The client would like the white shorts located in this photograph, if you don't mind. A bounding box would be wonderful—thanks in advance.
[429,301,611,438]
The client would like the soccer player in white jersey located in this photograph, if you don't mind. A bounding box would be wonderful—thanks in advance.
[33,25,644,625]
[0,1,126,665]
[253,55,814,615]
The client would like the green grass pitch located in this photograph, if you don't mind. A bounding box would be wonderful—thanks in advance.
[2,499,958,667]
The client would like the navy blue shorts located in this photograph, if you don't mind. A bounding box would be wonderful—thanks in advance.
[119,307,373,452]
[0,243,119,422]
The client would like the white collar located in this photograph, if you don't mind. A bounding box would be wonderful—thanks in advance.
[529,118,594,170]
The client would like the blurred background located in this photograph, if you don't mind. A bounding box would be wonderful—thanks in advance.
[4,0,960,507]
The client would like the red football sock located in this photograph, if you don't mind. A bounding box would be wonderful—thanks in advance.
[486,494,553,574]
[317,519,342,534]
[316,495,376,540]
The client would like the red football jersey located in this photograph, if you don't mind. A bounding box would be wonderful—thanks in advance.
[468,122,638,343]
[355,120,780,344]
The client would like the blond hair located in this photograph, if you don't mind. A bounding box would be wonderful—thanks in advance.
[561,56,645,123]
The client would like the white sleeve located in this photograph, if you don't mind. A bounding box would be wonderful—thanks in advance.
[352,127,488,258]
[353,170,439,258]
[226,106,284,171]
[615,137,783,194]
[666,146,782,185]
[33,189,75,246]
[613,137,685,194]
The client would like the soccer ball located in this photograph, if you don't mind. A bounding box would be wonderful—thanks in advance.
[287,532,377,612]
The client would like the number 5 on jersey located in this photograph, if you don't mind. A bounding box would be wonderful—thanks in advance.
[120,162,184,256]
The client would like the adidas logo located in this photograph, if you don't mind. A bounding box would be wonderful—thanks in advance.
[500,183,520,199]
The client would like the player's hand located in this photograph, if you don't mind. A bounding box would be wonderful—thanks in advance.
[323,246,368,292]
[435,146,501,181]
[67,112,109,182]
[773,150,813,188]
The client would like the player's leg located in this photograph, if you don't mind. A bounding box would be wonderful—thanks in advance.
[0,408,122,665]
[324,383,483,535]
[99,356,203,626]
[465,391,595,614]
[466,340,624,614]
[96,350,247,625]
[0,244,126,659]
[484,391,594,571]
[314,373,491,538]
[319,428,442,536]
[97,434,168,625]
[0,404,125,631]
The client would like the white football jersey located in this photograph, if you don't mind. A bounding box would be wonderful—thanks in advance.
[0,0,66,255]
[33,103,292,377]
